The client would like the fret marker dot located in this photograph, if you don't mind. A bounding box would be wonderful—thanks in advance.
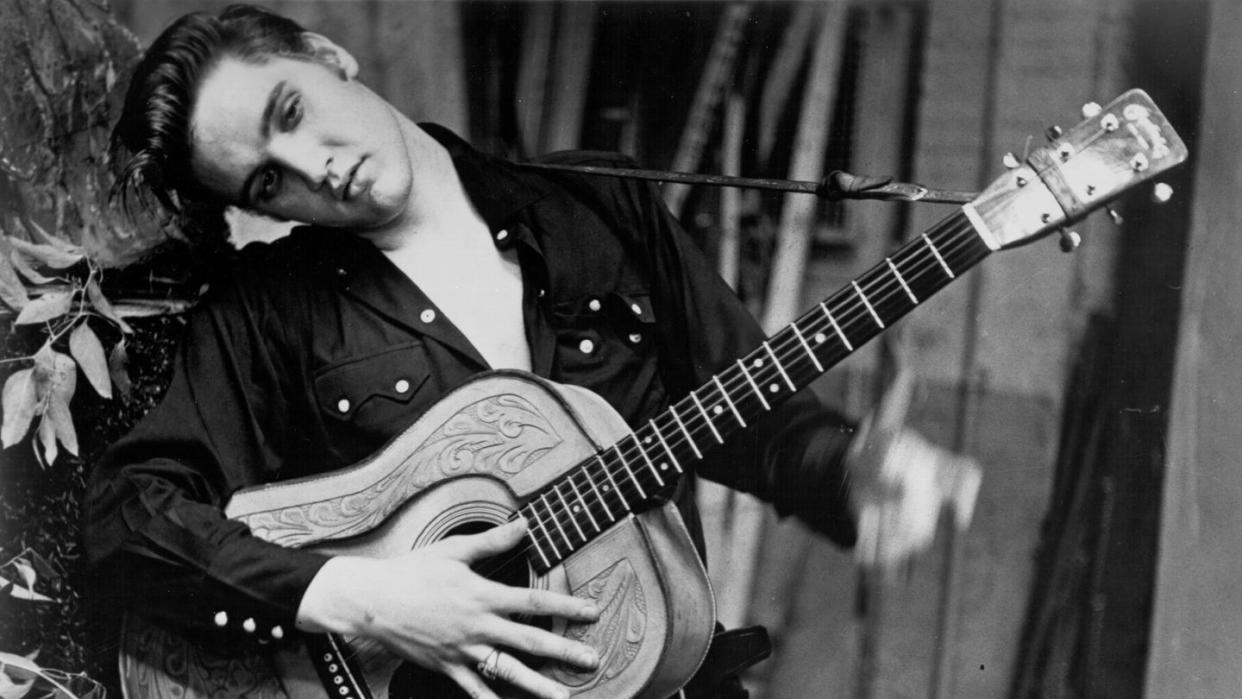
[753,358,764,368]
[572,505,581,513]
[815,333,827,344]
[769,384,780,393]
[644,436,653,444]
[713,405,724,415]
[660,463,668,470]
[603,485,611,491]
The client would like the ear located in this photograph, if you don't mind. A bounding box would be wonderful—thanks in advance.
[301,32,359,80]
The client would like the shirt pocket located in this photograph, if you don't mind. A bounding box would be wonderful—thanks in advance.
[550,291,661,411]
[313,342,433,448]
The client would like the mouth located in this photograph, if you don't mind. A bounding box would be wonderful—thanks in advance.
[342,158,367,201]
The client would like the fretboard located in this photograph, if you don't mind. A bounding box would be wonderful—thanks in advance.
[519,208,993,573]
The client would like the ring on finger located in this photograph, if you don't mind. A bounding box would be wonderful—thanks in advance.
[477,648,502,681]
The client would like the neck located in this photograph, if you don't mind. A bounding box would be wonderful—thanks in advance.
[359,121,478,251]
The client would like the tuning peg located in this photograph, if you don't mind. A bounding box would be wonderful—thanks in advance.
[1081,102,1102,118]
[1106,207,1124,225]
[1058,228,1082,253]
[1002,152,1021,169]
[1045,125,1063,142]
[1152,182,1174,203]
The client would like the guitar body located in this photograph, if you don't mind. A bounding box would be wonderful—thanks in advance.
[119,372,715,699]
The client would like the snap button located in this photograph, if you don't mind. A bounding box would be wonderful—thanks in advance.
[242,617,256,633]
[630,302,643,315]
[395,378,411,394]
[213,611,228,627]
[578,339,595,354]
[538,288,547,298]
[628,332,643,344]
[336,398,350,413]
[420,309,436,323]
[271,625,284,640]
[587,298,602,312]
[495,229,509,242]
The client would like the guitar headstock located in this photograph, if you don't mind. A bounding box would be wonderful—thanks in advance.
[967,89,1188,250]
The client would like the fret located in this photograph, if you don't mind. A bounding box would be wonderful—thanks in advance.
[583,465,615,523]
[791,323,824,372]
[595,453,630,512]
[713,375,746,427]
[819,302,853,350]
[527,519,553,569]
[887,257,918,304]
[669,403,703,459]
[567,476,600,533]
[763,341,796,392]
[554,484,586,542]
[533,496,564,559]
[923,233,955,278]
[690,390,723,444]
[736,358,771,410]
[616,448,648,500]
[630,434,665,485]
[617,441,661,489]
[649,419,682,473]
[544,491,575,550]
[852,281,884,328]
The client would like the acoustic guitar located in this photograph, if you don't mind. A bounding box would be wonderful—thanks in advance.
[118,89,1185,698]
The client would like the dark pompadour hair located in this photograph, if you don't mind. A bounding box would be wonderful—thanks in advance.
[110,5,311,225]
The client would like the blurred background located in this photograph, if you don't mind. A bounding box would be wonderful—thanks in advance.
[3,0,1238,697]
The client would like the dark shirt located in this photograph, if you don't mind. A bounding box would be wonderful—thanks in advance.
[84,125,856,646]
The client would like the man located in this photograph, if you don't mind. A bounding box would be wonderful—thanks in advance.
[88,5,976,698]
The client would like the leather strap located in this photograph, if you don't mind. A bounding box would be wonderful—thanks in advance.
[680,624,772,699]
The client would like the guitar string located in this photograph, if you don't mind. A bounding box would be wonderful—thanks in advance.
[328,216,988,669]
[507,216,988,564]
[483,215,989,572]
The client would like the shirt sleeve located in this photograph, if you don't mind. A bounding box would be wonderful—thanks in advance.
[625,174,859,546]
[83,264,328,648]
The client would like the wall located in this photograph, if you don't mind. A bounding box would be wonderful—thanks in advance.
[1146,0,1242,695]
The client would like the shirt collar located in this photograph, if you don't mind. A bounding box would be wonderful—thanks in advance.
[418,123,549,232]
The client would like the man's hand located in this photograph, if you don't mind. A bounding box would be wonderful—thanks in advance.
[847,369,983,569]
[297,517,601,699]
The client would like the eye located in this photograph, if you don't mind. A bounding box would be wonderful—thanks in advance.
[280,93,303,131]
[256,166,282,202]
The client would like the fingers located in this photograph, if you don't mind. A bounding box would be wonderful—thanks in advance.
[487,616,600,669]
[444,662,501,699]
[492,585,600,623]
[441,517,528,562]
[470,646,575,699]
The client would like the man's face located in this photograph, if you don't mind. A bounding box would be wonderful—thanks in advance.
[189,53,413,229]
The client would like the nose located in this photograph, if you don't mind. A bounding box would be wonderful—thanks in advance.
[268,133,334,194]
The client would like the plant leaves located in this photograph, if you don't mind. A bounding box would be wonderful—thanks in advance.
[69,323,111,399]
[33,348,77,463]
[107,340,132,400]
[7,237,83,270]
[47,396,78,457]
[0,575,51,603]
[0,242,28,311]
[14,292,73,326]
[85,278,132,334]
[13,562,34,591]
[37,414,58,466]
[23,219,84,257]
[1,369,38,448]
[9,252,55,286]
[0,650,41,699]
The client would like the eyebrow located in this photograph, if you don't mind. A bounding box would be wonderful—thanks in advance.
[237,79,287,206]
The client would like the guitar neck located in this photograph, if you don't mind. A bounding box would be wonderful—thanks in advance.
[520,207,994,572]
